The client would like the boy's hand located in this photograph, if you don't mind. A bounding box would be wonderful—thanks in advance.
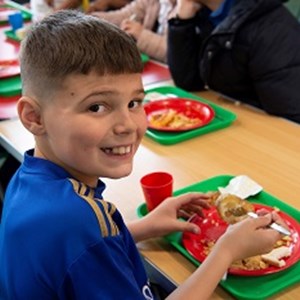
[128,193,210,242]
[216,213,283,262]
[146,192,211,237]
[120,19,143,40]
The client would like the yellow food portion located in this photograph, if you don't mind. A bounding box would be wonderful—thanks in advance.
[15,26,29,40]
[203,236,292,271]
[203,192,292,270]
[149,109,202,129]
[215,194,255,224]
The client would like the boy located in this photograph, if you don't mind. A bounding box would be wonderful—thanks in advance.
[0,10,282,299]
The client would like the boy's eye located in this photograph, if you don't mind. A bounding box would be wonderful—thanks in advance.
[88,104,104,113]
[128,99,143,109]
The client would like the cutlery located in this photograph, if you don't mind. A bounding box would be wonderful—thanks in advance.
[247,212,291,236]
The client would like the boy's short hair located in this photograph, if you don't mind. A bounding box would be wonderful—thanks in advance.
[20,10,143,100]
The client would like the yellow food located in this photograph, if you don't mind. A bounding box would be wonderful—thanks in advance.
[149,109,202,129]
[202,238,291,271]
[231,255,269,270]
[215,194,255,224]
[201,192,292,271]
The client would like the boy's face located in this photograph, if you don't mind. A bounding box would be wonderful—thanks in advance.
[36,72,147,187]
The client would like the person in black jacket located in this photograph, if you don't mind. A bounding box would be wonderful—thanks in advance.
[167,0,300,123]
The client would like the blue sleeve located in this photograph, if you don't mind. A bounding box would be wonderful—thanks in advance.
[58,236,153,300]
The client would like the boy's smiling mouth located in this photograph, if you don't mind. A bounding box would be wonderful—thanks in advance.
[102,145,132,155]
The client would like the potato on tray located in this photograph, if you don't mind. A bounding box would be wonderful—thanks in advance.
[205,193,292,270]
[149,109,203,130]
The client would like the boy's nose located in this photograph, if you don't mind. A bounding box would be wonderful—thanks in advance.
[113,113,137,135]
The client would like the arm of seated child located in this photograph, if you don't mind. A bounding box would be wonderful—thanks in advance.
[176,0,202,19]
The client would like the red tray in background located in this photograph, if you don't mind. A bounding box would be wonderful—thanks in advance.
[142,61,171,86]
[0,59,20,78]
[0,94,19,119]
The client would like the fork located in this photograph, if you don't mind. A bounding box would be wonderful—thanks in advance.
[247,212,291,236]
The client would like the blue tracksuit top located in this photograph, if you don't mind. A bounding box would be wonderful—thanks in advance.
[0,150,154,299]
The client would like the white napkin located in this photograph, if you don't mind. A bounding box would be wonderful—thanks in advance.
[218,175,263,199]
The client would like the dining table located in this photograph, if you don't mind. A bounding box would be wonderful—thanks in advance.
[0,81,299,299]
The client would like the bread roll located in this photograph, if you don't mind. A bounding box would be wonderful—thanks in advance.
[216,194,254,224]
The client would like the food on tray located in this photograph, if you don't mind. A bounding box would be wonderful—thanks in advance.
[261,246,292,267]
[231,255,268,271]
[15,26,28,40]
[215,193,255,224]
[206,191,220,205]
[148,108,202,129]
[275,235,292,247]
[200,192,293,270]
[202,236,292,271]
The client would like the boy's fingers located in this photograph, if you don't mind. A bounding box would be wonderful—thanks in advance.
[174,192,210,206]
[250,214,273,228]
[256,208,269,216]
[271,212,289,230]
[179,221,200,234]
[178,209,193,219]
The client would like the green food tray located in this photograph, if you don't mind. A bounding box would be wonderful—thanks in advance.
[144,86,236,145]
[137,175,300,300]
[0,75,22,97]
[0,1,32,25]
[141,53,150,64]
[4,29,21,42]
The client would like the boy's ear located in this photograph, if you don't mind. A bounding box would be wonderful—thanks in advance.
[17,96,46,136]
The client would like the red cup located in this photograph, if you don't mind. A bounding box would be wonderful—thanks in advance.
[140,172,173,211]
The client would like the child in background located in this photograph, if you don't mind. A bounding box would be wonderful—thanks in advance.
[167,0,300,123]
[87,0,132,13]
[0,10,283,299]
[30,0,130,22]
[91,0,177,63]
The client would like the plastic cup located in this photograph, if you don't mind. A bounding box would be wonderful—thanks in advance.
[8,12,23,33]
[140,172,173,211]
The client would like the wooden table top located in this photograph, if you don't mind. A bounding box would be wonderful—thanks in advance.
[0,88,299,299]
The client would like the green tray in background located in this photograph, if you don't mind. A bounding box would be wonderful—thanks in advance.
[0,75,22,97]
[141,53,150,64]
[137,175,300,300]
[0,1,32,25]
[4,29,21,42]
[144,86,236,145]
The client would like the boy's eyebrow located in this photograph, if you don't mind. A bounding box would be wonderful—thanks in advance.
[82,88,145,101]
